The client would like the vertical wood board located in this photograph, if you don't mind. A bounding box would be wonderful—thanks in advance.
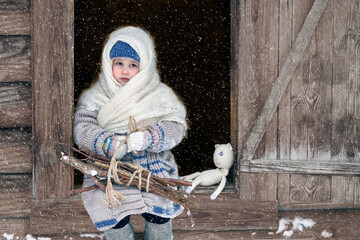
[32,0,74,199]
[332,0,360,161]
[240,0,329,163]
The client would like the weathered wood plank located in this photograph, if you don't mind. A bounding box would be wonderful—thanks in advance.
[277,209,360,239]
[0,174,31,216]
[311,0,333,160]
[261,0,278,161]
[289,174,331,203]
[290,0,314,161]
[240,0,329,164]
[30,198,98,234]
[0,83,31,128]
[291,0,333,161]
[0,0,30,11]
[32,0,74,199]
[230,0,239,164]
[0,129,31,173]
[0,218,29,239]
[242,159,360,175]
[237,0,280,163]
[332,0,360,161]
[278,173,291,203]
[28,209,360,239]
[277,0,292,207]
[278,0,292,161]
[0,0,31,35]
[30,193,278,234]
[0,36,31,82]
[230,0,240,193]
[332,176,360,204]
[239,173,277,201]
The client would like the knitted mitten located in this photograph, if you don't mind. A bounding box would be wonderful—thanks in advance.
[104,222,135,240]
[128,129,159,152]
[103,135,127,159]
[144,220,173,240]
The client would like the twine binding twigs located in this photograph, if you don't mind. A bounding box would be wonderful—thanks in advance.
[58,142,200,227]
[105,116,151,207]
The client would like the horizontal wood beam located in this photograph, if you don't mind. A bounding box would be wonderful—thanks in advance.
[0,174,31,217]
[0,36,31,82]
[0,0,31,35]
[0,13,30,35]
[30,193,278,234]
[0,129,32,173]
[0,83,32,128]
[241,159,360,175]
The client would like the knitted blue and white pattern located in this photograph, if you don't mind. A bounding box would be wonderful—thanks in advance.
[74,108,186,231]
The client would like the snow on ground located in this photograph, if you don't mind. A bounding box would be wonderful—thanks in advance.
[2,233,104,240]
[321,230,333,238]
[276,216,316,238]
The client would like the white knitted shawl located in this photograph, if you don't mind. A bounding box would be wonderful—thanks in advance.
[77,26,187,133]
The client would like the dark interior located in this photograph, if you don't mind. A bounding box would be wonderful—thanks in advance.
[74,0,231,177]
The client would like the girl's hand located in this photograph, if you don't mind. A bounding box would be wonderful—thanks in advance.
[103,135,127,159]
[127,130,153,152]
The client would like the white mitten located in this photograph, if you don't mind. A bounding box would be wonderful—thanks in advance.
[127,130,153,152]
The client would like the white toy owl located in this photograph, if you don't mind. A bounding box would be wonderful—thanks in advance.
[184,143,234,200]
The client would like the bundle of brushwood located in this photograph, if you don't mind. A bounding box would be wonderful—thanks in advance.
[59,144,199,227]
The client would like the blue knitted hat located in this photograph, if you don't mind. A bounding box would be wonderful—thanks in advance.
[109,41,140,63]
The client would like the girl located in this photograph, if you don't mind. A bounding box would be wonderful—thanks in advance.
[74,26,187,240]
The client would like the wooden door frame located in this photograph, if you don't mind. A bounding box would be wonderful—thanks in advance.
[31,0,243,200]
[29,0,280,234]
[32,0,74,199]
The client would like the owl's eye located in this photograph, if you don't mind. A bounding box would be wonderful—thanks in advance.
[219,151,223,156]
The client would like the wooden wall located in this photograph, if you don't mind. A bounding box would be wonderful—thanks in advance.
[0,0,32,238]
[1,0,359,238]
[236,0,360,208]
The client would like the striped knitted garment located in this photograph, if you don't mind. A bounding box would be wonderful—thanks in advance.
[74,108,186,231]
[74,26,187,231]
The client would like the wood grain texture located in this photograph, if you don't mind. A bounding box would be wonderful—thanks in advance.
[0,218,29,239]
[332,0,360,161]
[32,0,74,199]
[0,83,31,127]
[289,174,331,203]
[0,129,31,173]
[332,176,360,204]
[0,0,30,35]
[0,174,31,216]
[230,0,240,193]
[278,0,292,161]
[0,36,31,82]
[30,194,278,234]
[28,209,360,239]
[241,0,329,164]
[239,172,277,201]
[290,0,332,161]
[242,159,360,175]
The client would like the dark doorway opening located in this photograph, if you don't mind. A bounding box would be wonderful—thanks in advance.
[74,0,231,177]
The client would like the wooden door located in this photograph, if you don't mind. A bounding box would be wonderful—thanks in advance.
[236,0,360,208]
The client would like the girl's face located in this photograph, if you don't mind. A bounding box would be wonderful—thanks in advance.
[112,57,140,86]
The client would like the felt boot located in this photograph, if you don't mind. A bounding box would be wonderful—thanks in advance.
[144,220,173,240]
[104,222,135,240]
